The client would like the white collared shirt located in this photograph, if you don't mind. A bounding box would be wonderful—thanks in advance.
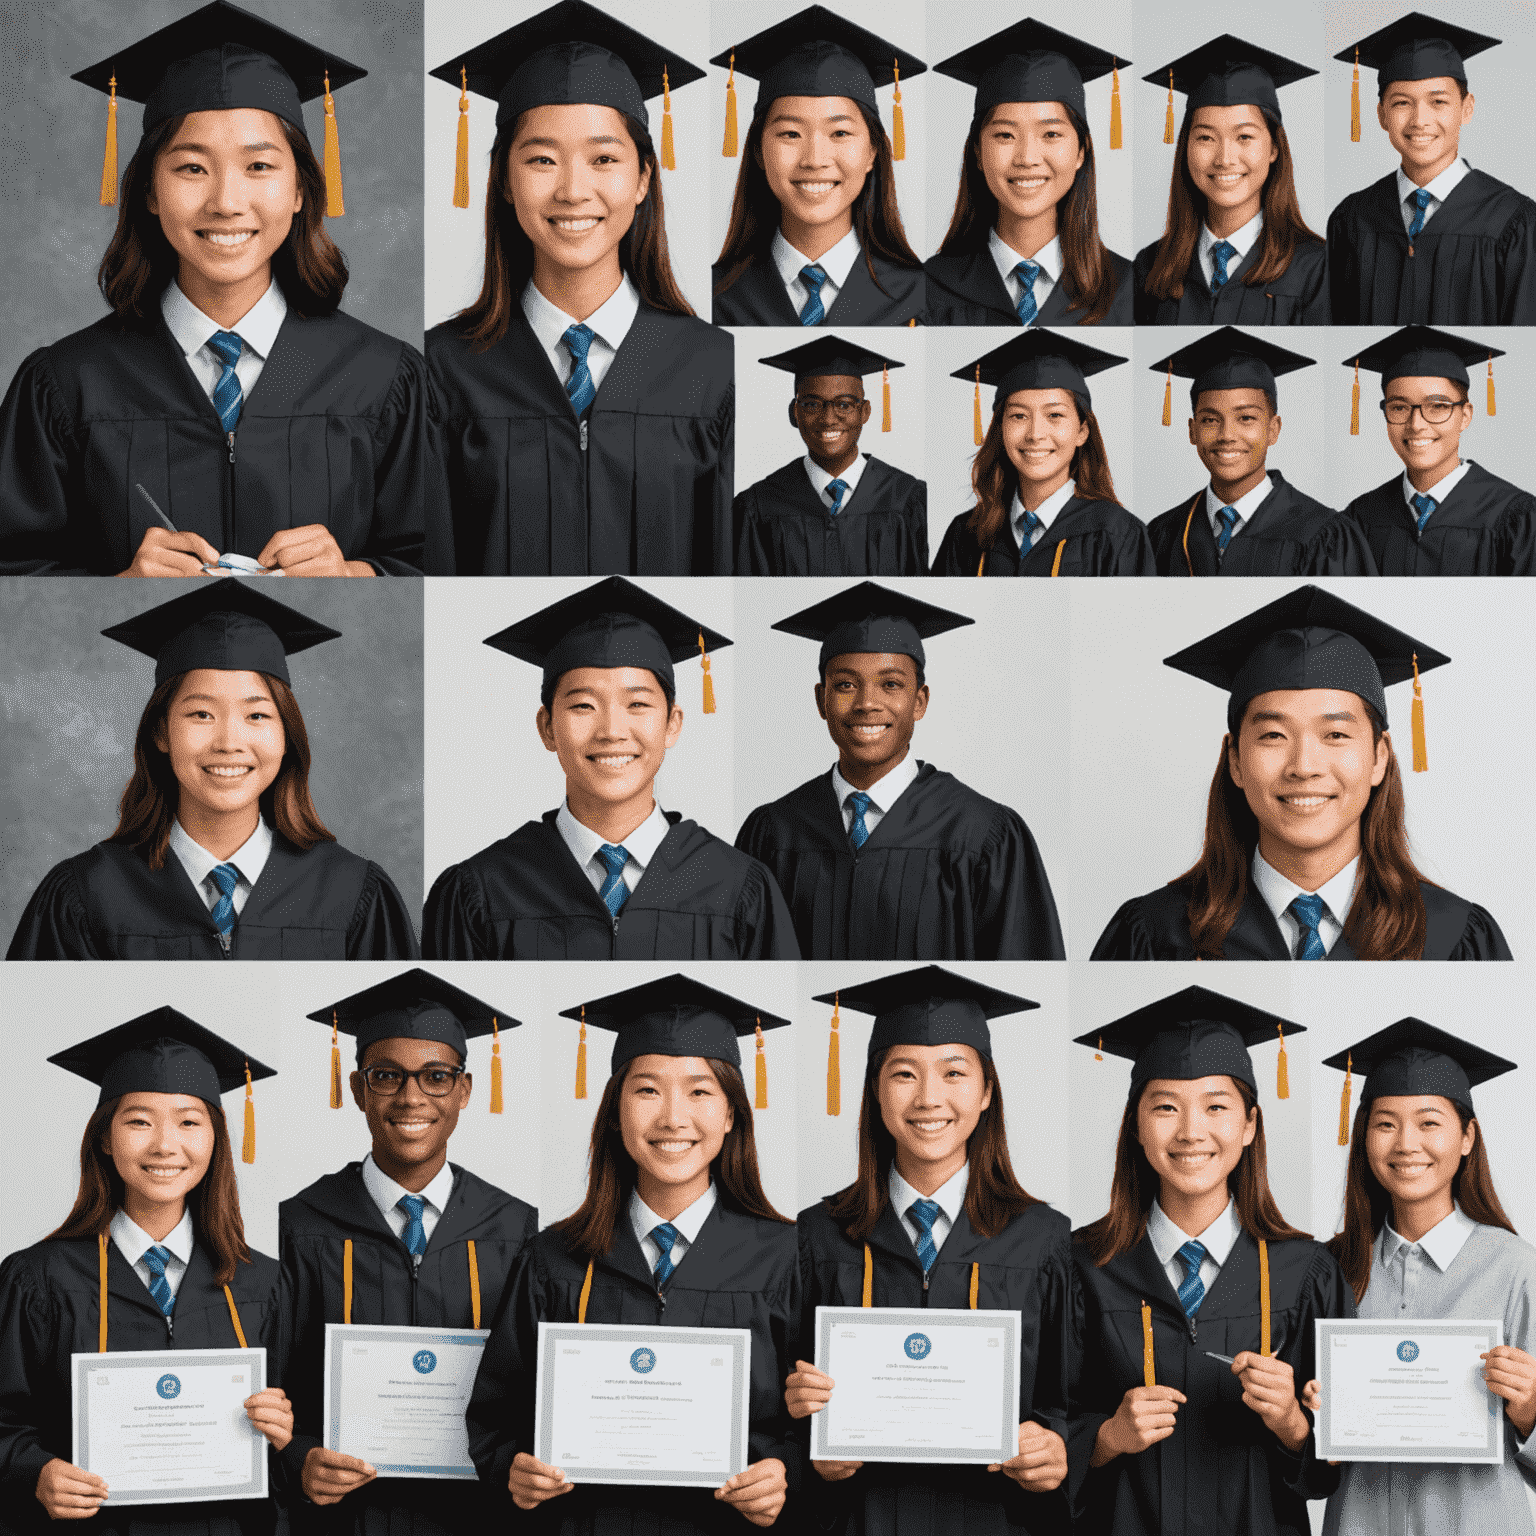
[112,1206,195,1303]
[773,227,861,321]
[359,1152,455,1265]
[168,816,273,919]
[520,273,640,404]
[889,1161,969,1260]
[1010,478,1076,550]
[1396,157,1471,235]
[831,754,920,839]
[161,279,287,404]
[1401,459,1472,517]
[1198,211,1263,288]
[1251,847,1359,958]
[1382,1203,1479,1274]
[989,228,1062,322]
[803,450,868,512]
[630,1182,717,1278]
[1147,1197,1241,1300]
[556,799,671,898]
[1205,471,1275,546]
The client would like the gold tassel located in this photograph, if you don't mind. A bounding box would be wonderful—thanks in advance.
[754,1018,768,1109]
[661,65,676,171]
[1109,62,1122,150]
[453,67,471,209]
[973,365,984,446]
[1351,49,1361,143]
[723,52,739,156]
[323,72,345,217]
[976,553,985,577]
[1337,1053,1353,1146]
[1161,364,1173,427]
[575,1008,588,1099]
[1276,1024,1289,1100]
[1095,1034,1103,1062]
[329,1009,342,1109]
[891,60,905,161]
[100,76,119,206]
[1350,359,1361,436]
[1141,1301,1156,1387]
[242,1061,256,1165]
[698,631,716,713]
[968,1262,979,1309]
[1259,1240,1272,1356]
[1487,355,1497,416]
[490,1017,504,1114]
[827,994,840,1116]
[1163,71,1176,145]
[881,364,892,432]
[1411,651,1427,772]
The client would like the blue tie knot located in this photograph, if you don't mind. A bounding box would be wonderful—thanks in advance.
[1017,506,1043,548]
[1210,240,1237,289]
[799,265,828,325]
[1407,187,1432,240]
[651,1222,681,1287]
[1175,1239,1207,1318]
[143,1245,176,1316]
[1216,505,1240,552]
[209,862,240,936]
[208,332,245,433]
[597,843,631,918]
[908,1199,942,1274]
[1288,892,1328,960]
[846,790,873,850]
[563,323,594,363]
[1412,492,1437,533]
[397,1193,428,1257]
[826,477,849,515]
[1013,260,1041,325]
[208,331,244,368]
[563,324,597,417]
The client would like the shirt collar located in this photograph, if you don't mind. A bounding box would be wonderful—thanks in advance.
[1200,210,1264,263]
[888,1160,970,1229]
[1400,459,1471,506]
[520,272,640,356]
[774,226,862,290]
[1206,471,1275,526]
[989,227,1063,285]
[360,1151,457,1225]
[1396,156,1471,209]
[1250,846,1359,931]
[1382,1203,1479,1271]
[629,1181,718,1249]
[161,278,286,360]
[831,753,920,814]
[169,815,274,891]
[1011,477,1076,535]
[804,451,868,498]
[557,799,671,872]
[1147,1197,1242,1269]
[111,1205,195,1269]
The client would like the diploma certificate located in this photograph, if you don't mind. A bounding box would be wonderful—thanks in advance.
[533,1321,750,1487]
[1315,1318,1505,1464]
[71,1348,267,1506]
[323,1323,490,1478]
[811,1306,1021,1464]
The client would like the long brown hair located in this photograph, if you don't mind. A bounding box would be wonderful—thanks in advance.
[554,1058,790,1263]
[938,103,1116,325]
[457,111,691,349]
[47,1098,252,1285]
[825,1048,1043,1242]
[1077,1077,1308,1266]
[1176,713,1430,961]
[713,102,920,299]
[965,392,1120,550]
[1143,106,1320,302]
[1328,1098,1515,1303]
[106,672,335,870]
[98,114,348,320]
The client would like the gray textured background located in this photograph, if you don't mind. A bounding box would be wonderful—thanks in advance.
[0,0,425,386]
[0,578,425,947]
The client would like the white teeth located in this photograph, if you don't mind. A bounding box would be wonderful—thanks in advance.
[553,217,599,231]
[1282,796,1329,807]
[909,1120,949,1130]
[651,1140,695,1151]
[592,755,638,766]
[144,1167,185,1178]
[794,181,837,194]
[202,231,254,247]
[1172,1153,1214,1163]
[852,725,887,736]
[204,765,251,777]
[1009,178,1048,189]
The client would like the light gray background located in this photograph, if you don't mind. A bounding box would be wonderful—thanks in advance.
[0,578,425,946]
[729,324,927,494]
[923,0,1134,265]
[0,0,425,384]
[423,0,714,325]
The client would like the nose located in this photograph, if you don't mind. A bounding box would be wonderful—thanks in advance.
[396,1071,428,1107]
[800,130,832,167]
[203,161,247,218]
[553,157,591,205]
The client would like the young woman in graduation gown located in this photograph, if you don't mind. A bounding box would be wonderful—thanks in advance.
[464,978,799,1534]
[786,972,1075,1536]
[1092,587,1512,962]
[7,586,420,962]
[0,1019,292,1536]
[1069,994,1355,1536]
[0,18,428,577]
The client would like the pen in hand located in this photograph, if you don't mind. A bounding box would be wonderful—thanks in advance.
[134,482,180,534]
[1204,1351,1237,1365]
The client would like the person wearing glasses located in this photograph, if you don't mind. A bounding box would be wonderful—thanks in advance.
[278,972,537,1536]
[1341,327,1536,575]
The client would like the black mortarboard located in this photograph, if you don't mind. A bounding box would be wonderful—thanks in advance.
[1145,34,1315,125]
[101,583,341,688]
[1336,12,1499,95]
[1347,325,1504,391]
[483,576,731,714]
[1150,326,1315,418]
[760,336,904,431]
[772,580,973,677]
[953,332,1125,438]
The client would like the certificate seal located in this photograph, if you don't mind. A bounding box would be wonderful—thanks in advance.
[413,1350,438,1374]
[156,1373,182,1399]
[903,1333,933,1361]
[1396,1341,1420,1362]
[630,1347,657,1374]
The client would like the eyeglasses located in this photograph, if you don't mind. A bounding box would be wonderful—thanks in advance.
[361,1065,465,1097]
[1380,399,1464,424]
[794,396,863,419]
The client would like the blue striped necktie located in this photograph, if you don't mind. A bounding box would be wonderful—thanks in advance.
[210,863,240,936]
[1216,505,1240,553]
[908,1199,941,1274]
[1017,507,1042,550]
[825,478,849,515]
[1407,188,1432,241]
[143,1244,176,1316]
[799,266,828,325]
[1013,259,1040,325]
[397,1194,427,1257]
[1210,240,1236,290]
[846,791,872,849]
[1288,892,1327,960]
[651,1222,680,1288]
[1412,492,1436,533]
[597,844,630,917]
[207,330,245,433]
[563,324,596,416]
[1175,1240,1206,1317]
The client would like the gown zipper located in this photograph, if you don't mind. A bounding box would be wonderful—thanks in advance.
[225,431,237,554]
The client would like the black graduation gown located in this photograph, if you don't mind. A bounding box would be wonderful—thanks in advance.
[1147,472,1378,577]
[1091,879,1513,961]
[732,455,928,576]
[1069,1232,1354,1536]
[0,1235,284,1536]
[793,1196,1075,1536]
[0,307,428,577]
[7,833,420,962]
[930,500,1156,577]
[1325,169,1536,324]
[464,1205,801,1536]
[426,307,734,576]
[733,763,1065,960]
[922,247,1135,326]
[1131,238,1329,326]
[422,808,800,960]
[711,254,925,326]
[1342,462,1536,575]
[278,1162,538,1536]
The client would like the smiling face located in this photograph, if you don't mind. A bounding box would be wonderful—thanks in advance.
[790,373,870,470]
[537,666,683,810]
[816,651,928,784]
[1378,77,1474,180]
[758,95,877,243]
[1189,387,1280,495]
[1364,1094,1473,1219]
[350,1036,470,1179]
[1000,388,1089,501]
[618,1054,734,1207]
[876,1043,992,1184]
[1185,104,1276,226]
[106,1092,216,1220]
[1135,1075,1255,1204]
[1382,374,1470,483]
[976,100,1084,229]
[154,669,286,827]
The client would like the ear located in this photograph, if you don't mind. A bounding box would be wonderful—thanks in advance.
[536,704,559,754]
[1461,92,1476,126]
[912,682,930,721]
[1371,729,1391,787]
[1266,411,1282,448]
[663,702,685,748]
[348,1069,367,1113]
[1242,1100,1258,1147]
[789,400,801,431]
[1186,418,1198,449]
[1225,730,1244,789]
[152,717,170,753]
[634,156,653,207]
[978,1072,994,1113]
[1376,98,1390,133]
[723,1102,735,1135]
[458,1071,472,1107]
[858,398,872,426]
[814,681,828,721]
[1461,1116,1477,1158]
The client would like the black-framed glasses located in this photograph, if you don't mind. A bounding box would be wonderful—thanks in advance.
[1380,399,1462,424]
[794,396,863,418]
[361,1065,465,1097]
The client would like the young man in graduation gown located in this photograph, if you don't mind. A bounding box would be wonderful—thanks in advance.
[734,337,928,576]
[1326,15,1536,325]
[279,972,536,1536]
[1145,329,1376,577]
[423,578,799,961]
[735,584,1065,960]
[1341,326,1536,575]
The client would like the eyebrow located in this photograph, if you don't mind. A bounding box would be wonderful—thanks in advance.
[179,693,271,705]
[989,113,1069,128]
[168,140,283,155]
[518,134,626,148]
[769,111,857,124]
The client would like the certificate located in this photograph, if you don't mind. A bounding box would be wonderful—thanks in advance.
[71,1348,267,1506]
[1315,1318,1505,1464]
[811,1306,1020,1464]
[323,1323,490,1479]
[533,1321,750,1487]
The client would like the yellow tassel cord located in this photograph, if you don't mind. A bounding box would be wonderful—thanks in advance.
[973,365,984,446]
[343,1239,354,1324]
[453,67,471,209]
[754,1018,768,1110]
[1337,1053,1353,1146]
[242,1062,256,1165]
[468,1240,482,1328]
[1258,1240,1272,1357]
[1411,651,1427,772]
[323,72,345,217]
[968,1263,979,1309]
[1095,1035,1103,1062]
[976,553,986,578]
[861,1245,873,1307]
[1351,50,1361,143]
[1276,1024,1290,1100]
[329,1009,342,1109]
[723,53,739,156]
[1109,63,1123,150]
[1141,1301,1156,1386]
[575,1008,588,1099]
[98,1232,109,1352]
[100,76,119,206]
[1181,500,1198,574]
[1163,71,1176,145]
[698,632,716,714]
[1162,364,1173,427]
[882,364,892,432]
[1350,359,1361,436]
[1488,355,1497,417]
[578,1260,594,1323]
[661,66,676,171]
[224,1286,248,1347]
[827,994,841,1115]
[891,61,906,162]
[490,1017,504,1114]
[1050,541,1065,577]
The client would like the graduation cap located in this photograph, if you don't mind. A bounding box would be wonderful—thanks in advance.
[1074,985,1303,1100]
[1144,34,1316,143]
[101,582,341,687]
[73,0,364,213]
[558,974,791,1109]
[1163,583,1450,772]
[49,1008,275,1164]
[772,580,973,678]
[1149,326,1315,426]
[934,19,1129,149]
[711,5,925,160]
[306,969,521,1116]
[1344,325,1502,434]
[1321,1018,1517,1145]
[759,336,904,432]
[483,575,731,715]
[429,0,706,202]
[952,331,1126,447]
[1336,11,1498,141]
